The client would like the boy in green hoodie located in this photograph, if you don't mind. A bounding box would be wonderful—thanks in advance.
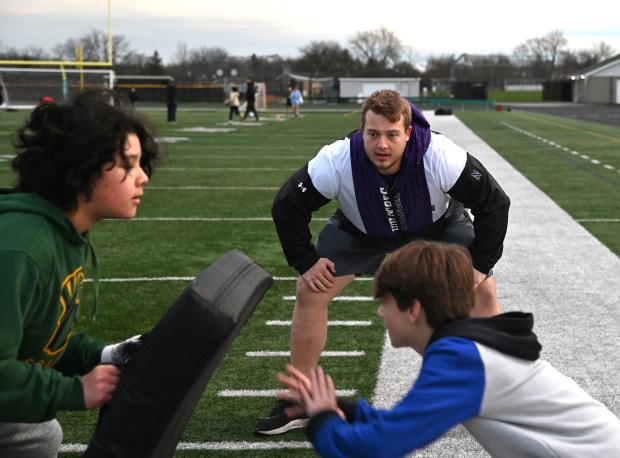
[0,89,159,457]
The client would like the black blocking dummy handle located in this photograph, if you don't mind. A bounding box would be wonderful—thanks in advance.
[84,249,274,458]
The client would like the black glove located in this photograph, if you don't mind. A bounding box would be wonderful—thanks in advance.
[101,334,146,368]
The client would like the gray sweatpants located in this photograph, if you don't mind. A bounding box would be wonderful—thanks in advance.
[0,419,62,458]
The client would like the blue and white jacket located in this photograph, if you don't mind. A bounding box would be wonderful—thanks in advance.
[271,105,510,276]
[306,312,620,457]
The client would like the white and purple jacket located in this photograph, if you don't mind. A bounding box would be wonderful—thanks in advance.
[272,104,510,275]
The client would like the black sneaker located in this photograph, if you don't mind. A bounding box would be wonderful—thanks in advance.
[252,401,308,435]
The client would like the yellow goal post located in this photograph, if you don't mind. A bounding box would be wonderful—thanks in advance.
[0,0,114,68]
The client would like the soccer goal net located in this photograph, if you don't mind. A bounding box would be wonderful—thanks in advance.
[0,67,115,110]
[255,82,268,111]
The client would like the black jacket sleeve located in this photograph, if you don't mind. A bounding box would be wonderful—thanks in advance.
[272,165,331,275]
[447,153,510,273]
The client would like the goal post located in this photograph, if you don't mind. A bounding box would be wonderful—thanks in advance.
[0,67,116,110]
[0,0,114,68]
[255,82,268,111]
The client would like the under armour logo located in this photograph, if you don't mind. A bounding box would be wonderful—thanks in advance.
[298,182,307,192]
[471,169,482,180]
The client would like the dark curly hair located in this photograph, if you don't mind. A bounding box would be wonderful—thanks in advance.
[12,88,159,212]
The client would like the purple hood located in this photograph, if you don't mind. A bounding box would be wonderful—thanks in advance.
[349,101,433,236]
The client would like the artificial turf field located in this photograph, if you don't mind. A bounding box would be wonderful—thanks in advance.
[0,103,618,457]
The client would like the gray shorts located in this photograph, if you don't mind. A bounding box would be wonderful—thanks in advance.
[0,419,62,458]
[315,209,474,277]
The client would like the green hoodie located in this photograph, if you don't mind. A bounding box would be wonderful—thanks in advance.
[0,191,105,422]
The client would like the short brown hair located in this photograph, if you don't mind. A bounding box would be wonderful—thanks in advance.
[361,89,411,131]
[373,241,475,328]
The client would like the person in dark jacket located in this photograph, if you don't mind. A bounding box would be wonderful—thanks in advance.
[165,79,177,122]
[0,89,159,457]
[129,86,139,110]
[276,240,620,457]
[242,77,259,121]
[253,89,510,435]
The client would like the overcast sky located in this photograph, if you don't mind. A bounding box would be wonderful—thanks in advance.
[2,0,619,67]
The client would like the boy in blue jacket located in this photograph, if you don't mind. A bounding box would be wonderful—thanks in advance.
[278,240,620,457]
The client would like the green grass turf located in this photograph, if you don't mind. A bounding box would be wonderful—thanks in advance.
[487,90,543,103]
[0,105,618,456]
[455,109,620,256]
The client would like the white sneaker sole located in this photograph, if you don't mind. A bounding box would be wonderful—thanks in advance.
[255,418,309,436]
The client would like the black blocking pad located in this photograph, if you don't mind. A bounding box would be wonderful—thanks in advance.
[84,249,274,458]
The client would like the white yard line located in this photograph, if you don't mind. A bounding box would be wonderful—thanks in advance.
[266,320,372,326]
[148,185,279,190]
[61,441,313,453]
[113,217,329,222]
[246,350,365,357]
[218,389,356,397]
[86,276,372,283]
[283,295,373,301]
[502,122,619,174]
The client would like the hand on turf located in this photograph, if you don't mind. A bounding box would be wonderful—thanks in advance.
[302,258,336,293]
[82,364,121,409]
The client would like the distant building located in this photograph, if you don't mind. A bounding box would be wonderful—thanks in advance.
[570,54,620,104]
[339,72,420,101]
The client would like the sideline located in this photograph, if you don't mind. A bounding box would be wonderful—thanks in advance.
[371,111,620,457]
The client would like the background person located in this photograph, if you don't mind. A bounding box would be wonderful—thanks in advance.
[225,85,241,123]
[277,240,620,457]
[285,85,293,115]
[112,80,121,107]
[290,85,303,117]
[253,89,510,435]
[129,86,139,110]
[0,89,159,457]
[242,77,259,121]
[166,79,177,123]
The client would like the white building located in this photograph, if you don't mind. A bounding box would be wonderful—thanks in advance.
[570,54,620,104]
[339,77,421,100]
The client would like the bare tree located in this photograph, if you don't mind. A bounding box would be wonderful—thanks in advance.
[0,44,49,61]
[115,51,150,74]
[348,26,403,68]
[172,42,190,66]
[513,30,568,79]
[554,40,616,77]
[586,41,616,63]
[296,41,360,76]
[187,47,229,83]
[400,45,424,73]
[52,29,131,64]
[425,55,454,78]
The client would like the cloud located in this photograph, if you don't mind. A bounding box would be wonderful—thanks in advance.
[2,0,619,64]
